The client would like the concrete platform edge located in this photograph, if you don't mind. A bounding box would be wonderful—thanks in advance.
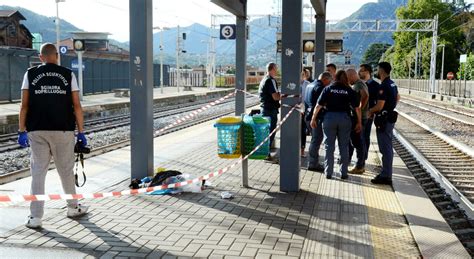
[372,135,471,258]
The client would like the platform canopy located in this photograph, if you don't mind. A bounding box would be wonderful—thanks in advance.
[310,0,326,15]
[210,0,246,17]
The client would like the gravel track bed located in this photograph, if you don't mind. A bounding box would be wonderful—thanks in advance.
[397,102,474,148]
[0,98,258,176]
[401,99,474,123]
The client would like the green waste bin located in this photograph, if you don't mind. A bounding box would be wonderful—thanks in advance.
[243,115,270,160]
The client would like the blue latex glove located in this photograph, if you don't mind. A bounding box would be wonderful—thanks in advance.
[18,131,29,148]
[76,132,87,147]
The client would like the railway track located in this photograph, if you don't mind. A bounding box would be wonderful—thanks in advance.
[0,96,238,153]
[0,98,260,185]
[402,95,474,119]
[400,98,474,127]
[394,111,474,255]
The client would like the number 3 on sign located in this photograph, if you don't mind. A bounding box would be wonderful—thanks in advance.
[220,24,236,40]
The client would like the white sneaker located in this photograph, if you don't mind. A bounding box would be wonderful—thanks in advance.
[25,216,42,229]
[67,204,89,218]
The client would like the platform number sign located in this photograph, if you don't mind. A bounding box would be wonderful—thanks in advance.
[59,46,68,55]
[220,24,236,40]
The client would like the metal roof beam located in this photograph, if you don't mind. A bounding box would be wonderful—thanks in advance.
[210,0,246,18]
[310,0,326,15]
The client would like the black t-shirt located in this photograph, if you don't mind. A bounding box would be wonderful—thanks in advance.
[366,78,380,109]
[259,75,280,110]
[317,82,359,112]
[378,77,398,111]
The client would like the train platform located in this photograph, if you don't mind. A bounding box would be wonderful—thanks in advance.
[0,116,471,258]
[0,86,233,134]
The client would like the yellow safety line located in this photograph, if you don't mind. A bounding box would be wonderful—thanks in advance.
[361,161,421,258]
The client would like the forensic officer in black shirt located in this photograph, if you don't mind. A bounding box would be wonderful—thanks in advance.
[306,72,332,172]
[258,62,281,152]
[311,70,361,179]
[368,62,400,185]
[18,43,89,229]
[359,64,380,162]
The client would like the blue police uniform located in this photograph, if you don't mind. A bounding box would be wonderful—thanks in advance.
[364,78,380,160]
[317,83,359,178]
[305,80,326,169]
[258,75,280,146]
[375,77,398,180]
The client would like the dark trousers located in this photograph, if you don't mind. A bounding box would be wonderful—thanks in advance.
[376,122,395,179]
[364,118,373,160]
[262,108,278,146]
[308,119,324,167]
[301,114,308,149]
[349,119,367,168]
[323,112,351,177]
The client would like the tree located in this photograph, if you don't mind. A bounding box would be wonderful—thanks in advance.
[361,43,392,69]
[385,0,467,79]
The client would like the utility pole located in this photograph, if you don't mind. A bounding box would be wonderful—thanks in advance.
[160,29,164,93]
[55,0,65,65]
[176,25,181,92]
[429,14,438,93]
[414,32,419,79]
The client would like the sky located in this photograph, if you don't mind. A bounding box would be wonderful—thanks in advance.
[1,0,376,42]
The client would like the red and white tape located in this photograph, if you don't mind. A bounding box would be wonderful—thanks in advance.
[0,106,298,203]
[155,90,237,135]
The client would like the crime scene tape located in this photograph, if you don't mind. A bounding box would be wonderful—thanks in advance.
[154,90,237,135]
[235,89,300,99]
[236,89,304,115]
[0,106,298,203]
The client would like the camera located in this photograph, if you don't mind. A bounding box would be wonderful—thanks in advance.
[74,142,91,154]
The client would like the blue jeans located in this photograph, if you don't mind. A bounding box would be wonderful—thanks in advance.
[364,118,373,161]
[376,122,395,178]
[261,108,278,146]
[322,112,351,177]
[349,119,367,168]
[308,119,324,167]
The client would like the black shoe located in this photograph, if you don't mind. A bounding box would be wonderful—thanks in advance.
[264,156,279,164]
[308,164,324,172]
[371,176,392,185]
[326,174,332,179]
[341,174,348,180]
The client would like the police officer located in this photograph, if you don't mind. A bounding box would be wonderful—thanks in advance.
[259,62,281,155]
[368,62,400,185]
[306,72,332,171]
[359,64,380,161]
[311,70,361,179]
[18,43,89,229]
[325,63,337,81]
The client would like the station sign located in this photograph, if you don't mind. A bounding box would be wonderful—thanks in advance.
[71,59,86,71]
[220,24,236,40]
[73,39,108,51]
[59,46,68,54]
[277,32,344,53]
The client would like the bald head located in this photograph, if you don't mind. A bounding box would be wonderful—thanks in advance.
[346,68,359,85]
[39,43,58,64]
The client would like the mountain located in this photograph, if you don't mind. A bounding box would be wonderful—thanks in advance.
[333,0,409,65]
[0,5,81,43]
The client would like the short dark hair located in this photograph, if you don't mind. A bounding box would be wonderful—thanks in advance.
[326,63,336,70]
[378,62,392,75]
[359,64,372,74]
[40,43,57,56]
[266,62,277,72]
